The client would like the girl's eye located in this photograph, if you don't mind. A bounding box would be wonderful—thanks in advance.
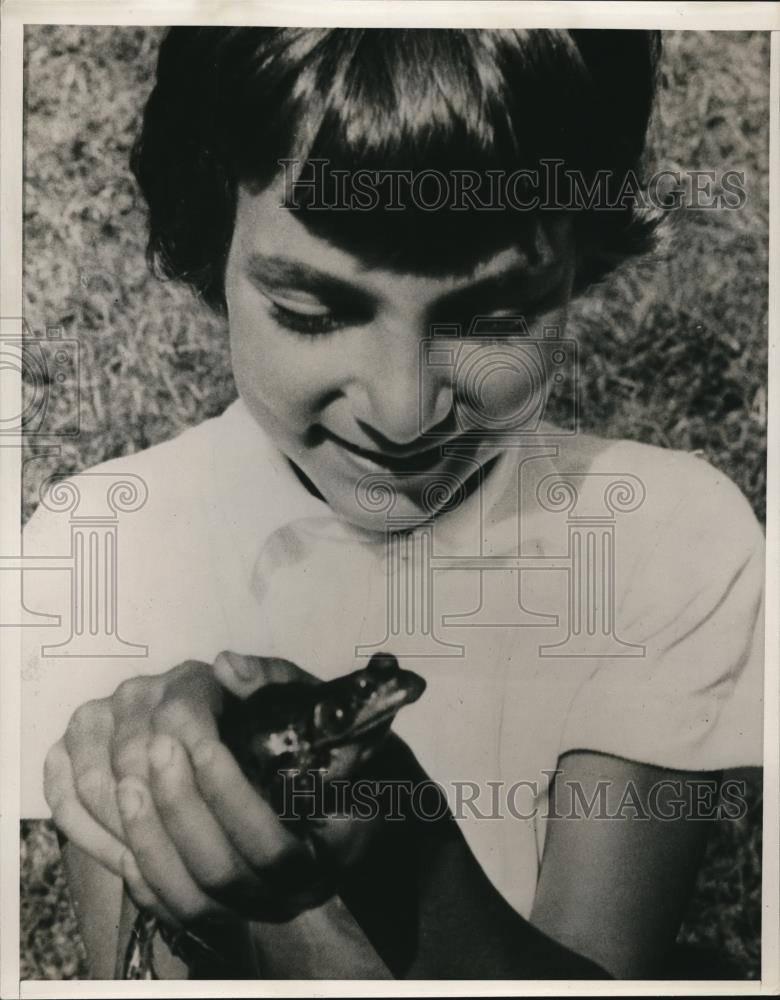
[269,301,341,335]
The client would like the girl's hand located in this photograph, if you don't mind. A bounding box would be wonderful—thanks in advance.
[44,653,373,931]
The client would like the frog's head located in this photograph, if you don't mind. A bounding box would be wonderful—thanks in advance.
[310,653,425,751]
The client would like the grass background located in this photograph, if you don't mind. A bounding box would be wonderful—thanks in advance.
[19,27,769,979]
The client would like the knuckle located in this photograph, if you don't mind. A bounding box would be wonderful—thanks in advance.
[197,858,245,895]
[75,765,111,805]
[112,734,151,778]
[66,699,103,742]
[151,773,184,811]
[165,659,209,689]
[113,676,151,712]
[151,696,196,735]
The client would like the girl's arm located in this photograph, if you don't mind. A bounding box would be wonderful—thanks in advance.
[338,744,714,979]
[530,750,715,979]
[60,838,127,979]
[61,835,229,979]
[337,737,608,979]
[48,656,714,980]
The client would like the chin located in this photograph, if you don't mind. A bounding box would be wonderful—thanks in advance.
[326,488,437,536]
[317,450,493,536]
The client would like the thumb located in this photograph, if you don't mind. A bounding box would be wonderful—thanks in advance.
[212,650,315,697]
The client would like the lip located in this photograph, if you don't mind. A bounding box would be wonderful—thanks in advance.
[327,428,484,476]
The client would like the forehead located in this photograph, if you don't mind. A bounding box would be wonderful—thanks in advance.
[230,181,573,298]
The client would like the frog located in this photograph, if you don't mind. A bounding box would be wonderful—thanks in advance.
[121,652,426,979]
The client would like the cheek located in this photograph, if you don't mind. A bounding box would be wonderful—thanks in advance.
[229,316,285,406]
[451,346,545,428]
[227,285,318,423]
[452,307,569,430]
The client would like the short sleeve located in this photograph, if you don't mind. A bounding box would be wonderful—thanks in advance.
[19,423,239,819]
[18,402,326,819]
[558,453,765,772]
[19,478,156,819]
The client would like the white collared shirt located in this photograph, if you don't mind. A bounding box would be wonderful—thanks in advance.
[20,397,765,917]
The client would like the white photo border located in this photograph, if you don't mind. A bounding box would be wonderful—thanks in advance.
[1,3,778,998]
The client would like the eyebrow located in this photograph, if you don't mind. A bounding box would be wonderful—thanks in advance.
[245,254,373,302]
[430,260,567,321]
[245,252,565,311]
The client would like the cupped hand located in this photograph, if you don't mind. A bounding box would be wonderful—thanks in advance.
[44,653,356,930]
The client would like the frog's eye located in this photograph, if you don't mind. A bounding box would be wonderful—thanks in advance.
[313,700,351,734]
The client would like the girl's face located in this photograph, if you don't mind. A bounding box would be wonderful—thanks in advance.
[224,182,577,533]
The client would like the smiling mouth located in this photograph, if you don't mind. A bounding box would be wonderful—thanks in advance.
[327,429,483,474]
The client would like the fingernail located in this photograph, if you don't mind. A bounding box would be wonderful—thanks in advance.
[149,736,175,770]
[193,741,216,768]
[118,785,144,820]
[224,650,256,682]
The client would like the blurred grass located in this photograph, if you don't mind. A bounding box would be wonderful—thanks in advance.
[19,27,768,980]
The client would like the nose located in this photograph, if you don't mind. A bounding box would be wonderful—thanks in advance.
[367,652,399,676]
[354,324,453,447]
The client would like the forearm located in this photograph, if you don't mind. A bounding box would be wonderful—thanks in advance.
[60,837,190,979]
[336,740,608,979]
[339,813,607,980]
[60,838,129,979]
[529,753,717,979]
[408,822,608,979]
[62,837,256,979]
[248,897,393,978]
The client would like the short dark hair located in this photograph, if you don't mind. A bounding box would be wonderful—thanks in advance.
[131,27,663,313]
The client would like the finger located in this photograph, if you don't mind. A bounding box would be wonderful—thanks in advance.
[117,776,230,924]
[111,674,165,745]
[63,699,124,840]
[213,651,314,699]
[191,739,314,873]
[151,662,223,754]
[44,740,127,875]
[121,851,182,929]
[111,675,166,784]
[148,735,264,903]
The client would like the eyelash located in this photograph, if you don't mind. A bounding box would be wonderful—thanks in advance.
[269,302,343,336]
[267,295,557,338]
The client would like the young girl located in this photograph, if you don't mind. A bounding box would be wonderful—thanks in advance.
[23,27,765,980]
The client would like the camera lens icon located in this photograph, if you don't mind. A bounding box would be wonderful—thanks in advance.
[420,320,578,440]
[0,340,46,432]
[456,343,547,432]
[0,319,80,437]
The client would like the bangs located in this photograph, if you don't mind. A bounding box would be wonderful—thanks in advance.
[219,29,599,275]
[134,27,661,308]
